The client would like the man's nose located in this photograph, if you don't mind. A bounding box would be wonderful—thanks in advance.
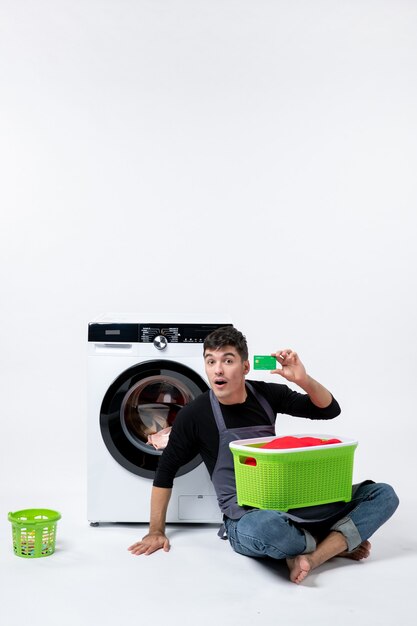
[214,362,224,375]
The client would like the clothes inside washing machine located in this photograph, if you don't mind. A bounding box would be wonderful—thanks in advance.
[121,377,191,451]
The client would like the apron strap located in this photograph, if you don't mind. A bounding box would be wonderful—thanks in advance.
[217,523,228,539]
[209,389,227,431]
[245,382,276,425]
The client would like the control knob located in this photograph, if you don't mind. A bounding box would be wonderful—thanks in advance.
[154,335,168,350]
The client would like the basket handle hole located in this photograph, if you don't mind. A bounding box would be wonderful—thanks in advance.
[240,456,257,467]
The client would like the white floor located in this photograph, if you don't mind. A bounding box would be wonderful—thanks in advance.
[1,490,416,626]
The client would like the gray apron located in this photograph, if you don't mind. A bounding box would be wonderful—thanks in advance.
[210,382,276,520]
[210,382,365,534]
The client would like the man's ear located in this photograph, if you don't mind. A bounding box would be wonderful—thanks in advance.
[243,359,250,375]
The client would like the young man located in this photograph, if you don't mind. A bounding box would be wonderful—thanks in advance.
[128,327,398,584]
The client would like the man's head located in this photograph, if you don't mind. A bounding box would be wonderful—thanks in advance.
[203,327,250,404]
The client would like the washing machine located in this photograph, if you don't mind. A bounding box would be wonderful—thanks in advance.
[87,316,231,524]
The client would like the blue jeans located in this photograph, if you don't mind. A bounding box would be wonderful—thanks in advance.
[224,482,399,559]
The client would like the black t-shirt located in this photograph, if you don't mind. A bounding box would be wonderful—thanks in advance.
[153,380,341,489]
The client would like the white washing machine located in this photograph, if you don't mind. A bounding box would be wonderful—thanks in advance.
[87,316,231,524]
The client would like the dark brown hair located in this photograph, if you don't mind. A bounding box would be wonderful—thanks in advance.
[203,326,248,361]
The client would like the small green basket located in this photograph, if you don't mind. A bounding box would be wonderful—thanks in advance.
[8,509,61,558]
[230,435,358,511]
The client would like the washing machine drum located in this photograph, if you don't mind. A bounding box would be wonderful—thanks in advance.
[122,377,190,450]
[100,360,207,478]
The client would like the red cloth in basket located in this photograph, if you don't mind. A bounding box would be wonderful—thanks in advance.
[244,436,342,466]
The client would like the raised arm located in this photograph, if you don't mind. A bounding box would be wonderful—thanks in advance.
[128,486,172,556]
[270,349,333,408]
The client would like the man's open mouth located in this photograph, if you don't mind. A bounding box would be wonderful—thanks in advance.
[214,380,227,387]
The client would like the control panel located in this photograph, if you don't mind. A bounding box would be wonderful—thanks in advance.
[88,322,232,343]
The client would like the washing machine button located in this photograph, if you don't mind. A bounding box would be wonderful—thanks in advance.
[153,335,168,350]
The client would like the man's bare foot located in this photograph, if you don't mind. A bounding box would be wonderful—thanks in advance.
[286,555,313,584]
[338,540,371,561]
[286,532,366,584]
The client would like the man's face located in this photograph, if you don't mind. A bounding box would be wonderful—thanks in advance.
[204,345,250,405]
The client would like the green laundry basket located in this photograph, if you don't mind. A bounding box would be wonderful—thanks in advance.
[8,509,61,558]
[230,434,358,511]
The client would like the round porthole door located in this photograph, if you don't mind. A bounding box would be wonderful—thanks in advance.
[100,360,208,478]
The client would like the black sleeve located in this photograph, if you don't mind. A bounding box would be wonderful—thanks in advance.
[153,405,200,489]
[257,381,341,420]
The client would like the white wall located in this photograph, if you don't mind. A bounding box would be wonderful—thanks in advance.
[1,0,416,505]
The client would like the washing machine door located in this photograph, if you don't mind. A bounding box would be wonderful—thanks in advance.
[100,360,208,478]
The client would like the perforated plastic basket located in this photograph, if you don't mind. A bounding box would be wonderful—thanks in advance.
[8,509,61,558]
[230,434,357,511]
